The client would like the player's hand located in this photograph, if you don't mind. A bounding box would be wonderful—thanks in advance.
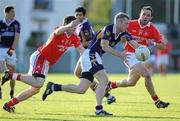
[121,33,132,42]
[7,47,14,56]
[118,51,129,60]
[69,19,80,28]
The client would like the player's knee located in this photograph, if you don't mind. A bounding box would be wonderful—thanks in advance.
[128,82,136,86]
[127,80,136,86]
[144,75,151,81]
[33,78,44,88]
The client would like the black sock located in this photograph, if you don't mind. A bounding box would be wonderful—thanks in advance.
[53,84,62,91]
[96,105,103,111]
[10,90,14,96]
[9,90,14,98]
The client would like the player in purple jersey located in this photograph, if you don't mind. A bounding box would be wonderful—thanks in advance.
[0,6,20,99]
[42,12,139,116]
[74,7,116,104]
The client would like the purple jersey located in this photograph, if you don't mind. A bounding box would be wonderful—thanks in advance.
[75,18,95,48]
[88,24,127,56]
[0,18,20,48]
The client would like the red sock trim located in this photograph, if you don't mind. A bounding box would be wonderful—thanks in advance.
[111,82,117,89]
[7,97,19,107]
[152,95,159,102]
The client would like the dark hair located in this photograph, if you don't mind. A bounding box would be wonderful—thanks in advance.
[141,6,153,15]
[63,16,76,25]
[4,6,14,13]
[75,7,86,16]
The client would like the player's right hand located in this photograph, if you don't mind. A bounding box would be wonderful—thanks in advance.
[7,47,14,56]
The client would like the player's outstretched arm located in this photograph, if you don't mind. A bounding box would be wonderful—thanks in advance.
[55,19,80,35]
[148,39,165,50]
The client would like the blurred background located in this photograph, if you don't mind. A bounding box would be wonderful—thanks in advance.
[0,0,180,73]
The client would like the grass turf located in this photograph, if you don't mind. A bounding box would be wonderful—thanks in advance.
[0,73,180,121]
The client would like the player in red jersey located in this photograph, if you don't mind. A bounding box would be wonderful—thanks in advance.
[107,6,170,108]
[157,35,172,76]
[1,16,84,112]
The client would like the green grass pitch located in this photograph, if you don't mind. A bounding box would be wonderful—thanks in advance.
[0,73,180,121]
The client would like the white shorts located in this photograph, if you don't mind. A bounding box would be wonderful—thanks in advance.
[158,54,169,65]
[0,48,16,65]
[80,49,103,74]
[124,52,145,68]
[28,50,50,78]
[146,54,156,64]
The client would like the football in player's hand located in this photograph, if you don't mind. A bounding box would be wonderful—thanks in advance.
[135,45,150,61]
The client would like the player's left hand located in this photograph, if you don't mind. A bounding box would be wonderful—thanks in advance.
[7,47,14,56]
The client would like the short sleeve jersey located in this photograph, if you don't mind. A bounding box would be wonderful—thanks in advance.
[125,19,162,52]
[88,24,127,56]
[0,18,20,48]
[75,18,95,48]
[38,30,81,65]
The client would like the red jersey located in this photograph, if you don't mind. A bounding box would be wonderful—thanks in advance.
[125,19,162,52]
[38,31,81,65]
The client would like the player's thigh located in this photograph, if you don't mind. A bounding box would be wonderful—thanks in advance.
[127,68,141,84]
[133,63,150,77]
[94,69,109,83]
[74,58,82,78]
[79,78,92,91]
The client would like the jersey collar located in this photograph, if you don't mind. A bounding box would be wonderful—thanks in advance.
[113,24,122,40]
[3,18,15,26]
[65,32,72,38]
[138,19,151,28]
[80,18,88,25]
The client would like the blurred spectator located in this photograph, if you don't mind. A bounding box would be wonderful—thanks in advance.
[157,35,172,76]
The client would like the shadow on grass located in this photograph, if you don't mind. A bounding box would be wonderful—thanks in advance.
[32,112,180,120]
[0,116,78,121]
[87,115,180,120]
